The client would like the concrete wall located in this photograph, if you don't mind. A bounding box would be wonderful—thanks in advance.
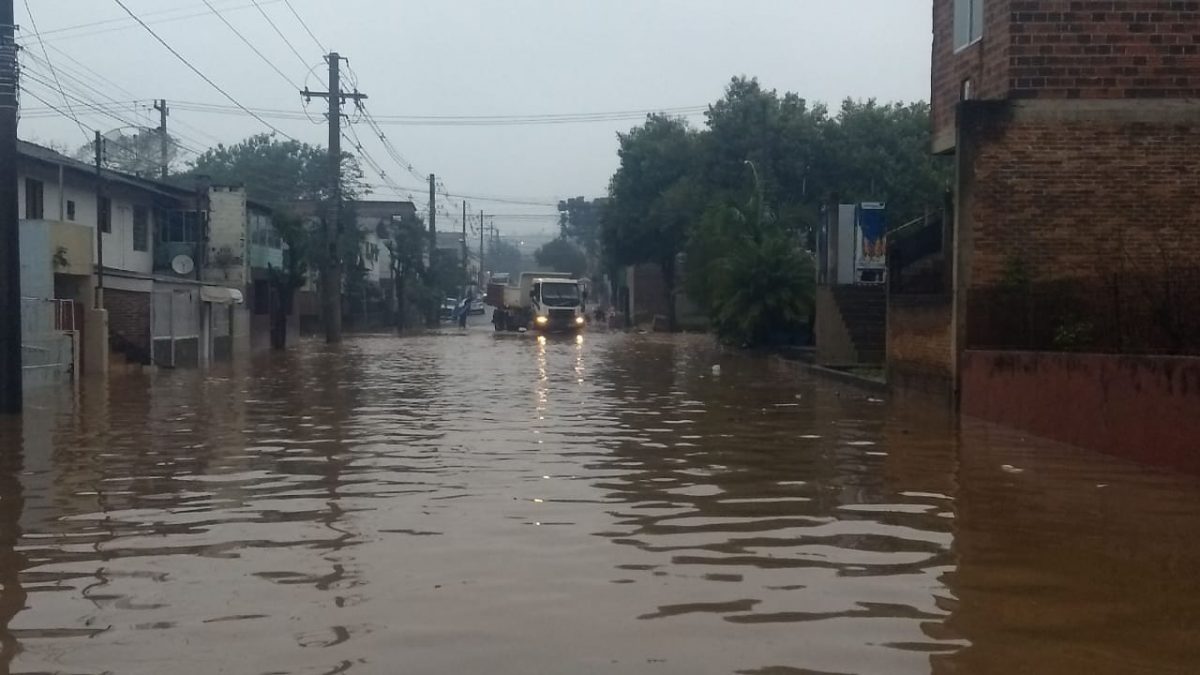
[962,351,1200,474]
[888,294,955,404]
[205,187,250,289]
[815,286,856,366]
[958,99,1200,354]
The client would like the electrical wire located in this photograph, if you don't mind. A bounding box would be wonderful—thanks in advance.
[250,0,318,78]
[21,0,90,143]
[200,0,302,90]
[21,64,208,155]
[283,0,325,54]
[110,0,299,142]
[34,0,286,44]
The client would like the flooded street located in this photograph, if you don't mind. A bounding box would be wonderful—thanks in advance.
[2,328,1200,674]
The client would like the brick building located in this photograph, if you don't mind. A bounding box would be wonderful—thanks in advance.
[888,1,1200,470]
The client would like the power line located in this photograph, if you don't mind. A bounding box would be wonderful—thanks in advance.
[250,0,316,77]
[110,0,299,142]
[200,0,302,90]
[32,0,286,44]
[21,70,206,156]
[21,0,90,143]
[283,0,325,54]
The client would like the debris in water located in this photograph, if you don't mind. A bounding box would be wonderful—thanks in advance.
[1001,464,1024,474]
[711,365,721,376]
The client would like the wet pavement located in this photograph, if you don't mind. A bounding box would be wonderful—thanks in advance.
[2,327,1200,674]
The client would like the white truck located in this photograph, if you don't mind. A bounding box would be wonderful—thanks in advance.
[488,272,586,333]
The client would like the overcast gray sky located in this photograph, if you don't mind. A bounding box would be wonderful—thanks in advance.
[18,0,932,235]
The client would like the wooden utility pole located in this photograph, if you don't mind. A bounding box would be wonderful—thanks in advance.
[154,99,169,180]
[427,173,437,326]
[0,0,21,413]
[302,52,366,343]
[94,131,105,309]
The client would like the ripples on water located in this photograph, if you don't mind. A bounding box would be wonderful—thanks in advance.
[1,330,1199,674]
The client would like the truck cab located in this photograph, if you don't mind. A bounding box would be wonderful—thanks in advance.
[490,272,586,333]
[529,278,586,332]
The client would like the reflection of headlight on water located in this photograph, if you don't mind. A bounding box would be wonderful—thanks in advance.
[576,335,584,345]
[537,335,547,345]
[535,316,548,325]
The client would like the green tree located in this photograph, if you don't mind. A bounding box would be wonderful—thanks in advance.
[605,114,700,330]
[183,133,353,205]
[267,211,309,350]
[823,99,950,227]
[484,235,524,278]
[689,202,815,346]
[534,238,587,278]
[385,212,428,331]
[557,196,604,259]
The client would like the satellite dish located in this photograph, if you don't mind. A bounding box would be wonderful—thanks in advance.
[99,126,182,177]
[171,254,195,276]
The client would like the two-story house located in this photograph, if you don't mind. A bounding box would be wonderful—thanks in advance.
[16,141,252,383]
[886,1,1200,472]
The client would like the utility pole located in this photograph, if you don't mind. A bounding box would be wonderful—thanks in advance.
[0,0,21,413]
[479,211,485,285]
[461,200,467,285]
[302,52,367,344]
[94,132,105,309]
[427,173,437,326]
[154,99,169,180]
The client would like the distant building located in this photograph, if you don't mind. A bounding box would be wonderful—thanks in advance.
[291,199,417,329]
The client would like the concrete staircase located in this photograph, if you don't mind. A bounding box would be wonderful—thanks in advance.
[831,285,886,364]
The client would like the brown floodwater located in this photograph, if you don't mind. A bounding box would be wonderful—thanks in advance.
[1,328,1199,675]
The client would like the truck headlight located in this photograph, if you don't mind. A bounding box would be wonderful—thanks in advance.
[535,316,548,325]
[575,316,585,325]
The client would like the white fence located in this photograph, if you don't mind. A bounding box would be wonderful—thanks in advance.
[21,298,76,388]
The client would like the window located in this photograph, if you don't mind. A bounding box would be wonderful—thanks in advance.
[159,210,202,243]
[133,205,149,252]
[66,200,76,221]
[954,0,984,50]
[98,197,111,233]
[24,178,44,220]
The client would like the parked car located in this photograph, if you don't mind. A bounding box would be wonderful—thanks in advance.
[440,297,457,320]
[470,299,485,315]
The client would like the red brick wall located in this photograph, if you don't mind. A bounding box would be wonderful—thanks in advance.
[932,1,1200,147]
[960,99,1200,353]
[104,289,150,354]
[888,294,956,401]
[1008,1,1200,99]
[962,351,1200,474]
[932,0,1012,148]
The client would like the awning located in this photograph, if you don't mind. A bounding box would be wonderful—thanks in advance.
[200,286,245,305]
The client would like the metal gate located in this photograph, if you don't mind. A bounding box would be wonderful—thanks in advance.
[151,289,201,368]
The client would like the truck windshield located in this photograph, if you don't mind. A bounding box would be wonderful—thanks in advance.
[540,283,580,307]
